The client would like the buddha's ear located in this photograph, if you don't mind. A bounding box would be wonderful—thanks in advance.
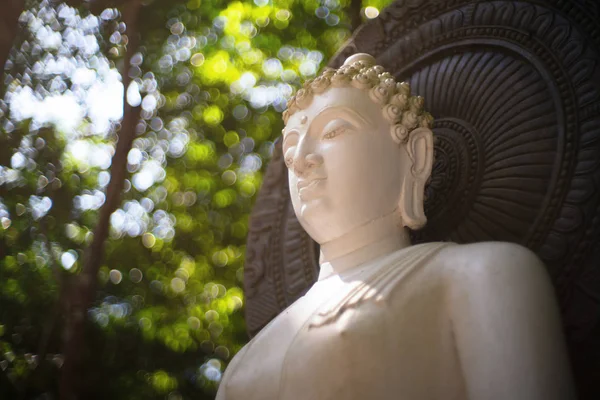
[399,127,434,230]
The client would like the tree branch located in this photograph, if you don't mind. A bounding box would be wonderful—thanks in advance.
[59,0,143,398]
[349,0,363,32]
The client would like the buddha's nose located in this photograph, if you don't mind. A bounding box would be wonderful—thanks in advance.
[292,139,323,177]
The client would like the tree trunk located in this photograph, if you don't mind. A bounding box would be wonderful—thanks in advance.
[59,0,143,398]
[0,0,25,94]
[349,0,363,32]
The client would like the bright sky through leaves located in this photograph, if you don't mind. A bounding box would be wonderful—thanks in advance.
[0,0,392,398]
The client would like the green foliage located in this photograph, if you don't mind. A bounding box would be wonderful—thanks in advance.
[0,0,394,398]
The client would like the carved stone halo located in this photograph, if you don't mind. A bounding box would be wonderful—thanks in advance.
[415,118,481,241]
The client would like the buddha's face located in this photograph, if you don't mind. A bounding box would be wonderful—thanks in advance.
[283,87,407,244]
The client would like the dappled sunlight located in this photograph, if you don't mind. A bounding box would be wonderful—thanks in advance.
[0,0,391,398]
[7,4,123,136]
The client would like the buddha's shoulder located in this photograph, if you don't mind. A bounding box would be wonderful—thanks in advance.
[432,241,548,284]
[436,241,541,264]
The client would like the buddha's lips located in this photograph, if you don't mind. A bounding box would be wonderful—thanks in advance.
[297,178,325,192]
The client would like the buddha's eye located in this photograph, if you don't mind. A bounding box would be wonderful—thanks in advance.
[323,126,348,140]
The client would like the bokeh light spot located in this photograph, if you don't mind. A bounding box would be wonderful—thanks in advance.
[187,317,201,330]
[221,170,237,186]
[215,345,230,360]
[109,269,123,284]
[365,6,380,19]
[61,250,78,270]
[129,268,143,283]
[203,105,224,126]
[190,53,205,66]
[142,232,156,248]
[171,277,186,293]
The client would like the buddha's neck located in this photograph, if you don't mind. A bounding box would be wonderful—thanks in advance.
[318,211,411,280]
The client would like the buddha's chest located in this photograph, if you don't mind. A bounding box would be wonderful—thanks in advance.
[217,279,345,399]
[218,268,465,400]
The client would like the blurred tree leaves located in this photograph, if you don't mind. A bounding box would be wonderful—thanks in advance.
[0,0,393,398]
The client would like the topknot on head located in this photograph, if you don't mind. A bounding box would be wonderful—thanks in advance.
[342,53,376,68]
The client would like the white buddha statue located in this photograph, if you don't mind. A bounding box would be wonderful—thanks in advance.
[216,54,575,400]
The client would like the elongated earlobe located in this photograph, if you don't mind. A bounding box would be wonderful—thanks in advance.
[399,179,422,229]
[398,127,434,229]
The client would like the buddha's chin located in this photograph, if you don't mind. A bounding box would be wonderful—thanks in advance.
[297,199,331,236]
[299,197,329,215]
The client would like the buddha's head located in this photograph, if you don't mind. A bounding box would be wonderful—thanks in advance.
[282,53,434,245]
